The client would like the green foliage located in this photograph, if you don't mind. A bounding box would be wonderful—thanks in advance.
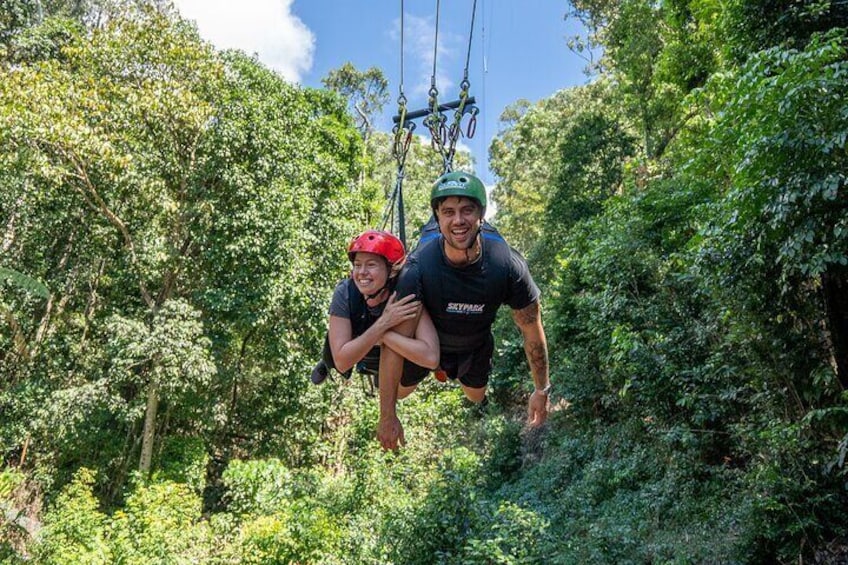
[0,0,369,504]
[490,84,621,254]
[0,467,27,560]
[690,29,848,289]
[386,447,484,564]
[106,299,216,400]
[33,468,111,564]
[152,436,208,494]
[531,423,754,563]
[461,501,551,564]
[107,477,209,564]
[222,459,300,517]
[0,267,48,299]
[2,0,848,562]
[715,0,848,64]
[531,110,637,283]
[227,507,343,565]
[0,468,24,501]
[494,6,848,561]
[322,62,389,138]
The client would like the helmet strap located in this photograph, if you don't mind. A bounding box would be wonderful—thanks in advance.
[467,223,482,249]
[364,286,389,302]
[465,229,482,264]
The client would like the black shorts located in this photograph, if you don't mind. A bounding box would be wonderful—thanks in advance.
[439,332,494,389]
[358,354,429,387]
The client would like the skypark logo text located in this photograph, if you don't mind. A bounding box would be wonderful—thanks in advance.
[446,302,485,314]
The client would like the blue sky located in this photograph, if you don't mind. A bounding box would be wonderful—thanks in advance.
[173,0,592,184]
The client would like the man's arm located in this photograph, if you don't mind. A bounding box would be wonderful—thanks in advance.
[381,307,439,370]
[377,316,417,450]
[512,300,550,427]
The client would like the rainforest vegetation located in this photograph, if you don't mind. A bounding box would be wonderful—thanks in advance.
[1,0,847,562]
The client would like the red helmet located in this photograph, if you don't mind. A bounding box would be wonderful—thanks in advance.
[347,230,405,266]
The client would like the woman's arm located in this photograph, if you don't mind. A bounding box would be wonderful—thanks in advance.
[328,293,421,373]
[381,307,440,370]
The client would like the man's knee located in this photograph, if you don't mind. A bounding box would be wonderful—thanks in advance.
[461,385,487,403]
[398,383,419,400]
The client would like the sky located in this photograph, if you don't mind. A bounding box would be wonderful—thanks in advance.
[171,0,593,184]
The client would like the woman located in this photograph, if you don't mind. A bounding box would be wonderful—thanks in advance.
[311,230,439,392]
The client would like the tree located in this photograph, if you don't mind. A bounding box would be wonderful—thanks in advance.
[322,62,389,141]
[0,3,367,494]
[489,82,622,255]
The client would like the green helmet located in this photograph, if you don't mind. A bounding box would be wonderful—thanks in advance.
[430,171,487,214]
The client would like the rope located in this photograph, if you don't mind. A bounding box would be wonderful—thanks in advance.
[399,0,405,100]
[441,0,479,173]
[463,0,477,82]
[385,0,482,239]
[431,0,441,95]
[424,0,447,170]
[392,0,412,170]
[481,0,489,174]
[384,0,412,246]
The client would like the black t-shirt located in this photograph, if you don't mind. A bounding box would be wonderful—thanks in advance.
[328,278,383,369]
[329,278,385,321]
[396,231,540,353]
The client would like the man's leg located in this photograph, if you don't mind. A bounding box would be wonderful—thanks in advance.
[460,384,487,403]
[457,334,494,404]
[397,360,429,399]
[439,349,488,403]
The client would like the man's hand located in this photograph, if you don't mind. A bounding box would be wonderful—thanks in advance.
[377,413,405,451]
[527,389,549,427]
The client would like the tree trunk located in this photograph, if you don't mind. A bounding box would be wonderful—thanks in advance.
[822,265,848,389]
[2,305,29,361]
[80,258,106,347]
[2,205,18,253]
[138,380,160,474]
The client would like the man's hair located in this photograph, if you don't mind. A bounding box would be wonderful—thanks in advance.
[434,195,483,217]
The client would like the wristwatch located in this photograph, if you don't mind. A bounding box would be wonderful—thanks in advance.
[535,382,553,396]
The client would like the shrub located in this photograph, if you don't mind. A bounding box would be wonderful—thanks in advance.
[107,478,209,564]
[32,468,110,565]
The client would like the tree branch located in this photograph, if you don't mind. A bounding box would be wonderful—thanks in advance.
[58,145,155,308]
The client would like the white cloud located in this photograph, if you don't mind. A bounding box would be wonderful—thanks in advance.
[391,14,459,99]
[173,0,314,83]
[454,138,472,158]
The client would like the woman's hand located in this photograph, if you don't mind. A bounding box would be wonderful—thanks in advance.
[378,292,421,331]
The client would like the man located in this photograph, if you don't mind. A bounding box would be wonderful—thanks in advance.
[377,171,551,450]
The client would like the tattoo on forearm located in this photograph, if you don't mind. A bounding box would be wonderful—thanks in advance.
[528,341,548,376]
[515,302,539,325]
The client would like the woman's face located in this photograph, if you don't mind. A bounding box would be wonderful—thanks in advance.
[351,252,389,298]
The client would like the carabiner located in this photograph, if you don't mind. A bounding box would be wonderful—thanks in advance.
[466,113,477,139]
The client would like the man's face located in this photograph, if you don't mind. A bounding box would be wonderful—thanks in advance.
[436,196,483,250]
